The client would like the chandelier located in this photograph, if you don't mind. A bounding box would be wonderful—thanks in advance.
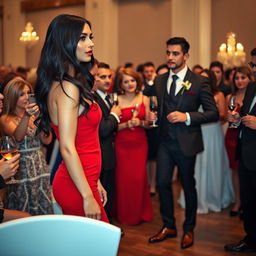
[217,32,246,68]
[19,22,39,48]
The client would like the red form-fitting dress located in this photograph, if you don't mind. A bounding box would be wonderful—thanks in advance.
[114,102,153,225]
[51,103,108,223]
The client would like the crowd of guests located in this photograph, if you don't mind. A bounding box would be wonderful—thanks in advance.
[0,14,256,253]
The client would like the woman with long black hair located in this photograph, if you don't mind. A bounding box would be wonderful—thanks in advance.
[35,14,108,222]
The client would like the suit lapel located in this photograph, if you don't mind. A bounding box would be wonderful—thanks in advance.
[176,69,193,109]
[95,92,110,115]
[247,83,256,114]
[158,72,169,116]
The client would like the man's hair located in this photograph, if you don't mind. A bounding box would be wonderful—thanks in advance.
[250,48,256,57]
[166,37,190,54]
[98,62,110,69]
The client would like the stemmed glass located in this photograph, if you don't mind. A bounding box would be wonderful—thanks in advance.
[150,96,158,127]
[132,103,140,118]
[111,92,119,106]
[228,95,238,128]
[0,136,19,183]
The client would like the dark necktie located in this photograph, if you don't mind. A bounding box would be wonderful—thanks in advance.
[105,94,112,108]
[169,74,178,96]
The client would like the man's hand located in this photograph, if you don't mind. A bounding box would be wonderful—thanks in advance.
[111,105,121,118]
[167,111,187,123]
[241,115,256,130]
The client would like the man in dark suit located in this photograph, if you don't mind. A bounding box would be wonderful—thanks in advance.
[93,62,121,223]
[225,81,256,252]
[148,37,219,249]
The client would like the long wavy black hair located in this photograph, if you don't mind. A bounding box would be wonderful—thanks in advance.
[35,14,95,134]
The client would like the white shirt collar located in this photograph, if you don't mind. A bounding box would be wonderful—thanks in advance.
[97,89,107,100]
[167,65,188,95]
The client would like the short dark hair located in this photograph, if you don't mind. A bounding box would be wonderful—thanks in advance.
[250,48,256,56]
[166,37,190,54]
[209,61,224,73]
[156,63,169,74]
[124,62,133,68]
[98,62,110,69]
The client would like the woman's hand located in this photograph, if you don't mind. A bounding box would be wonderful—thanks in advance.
[241,115,256,130]
[0,154,20,180]
[227,110,240,123]
[97,180,107,207]
[25,103,39,117]
[130,117,141,127]
[83,195,101,220]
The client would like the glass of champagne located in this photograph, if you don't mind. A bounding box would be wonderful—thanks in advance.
[150,96,158,127]
[111,92,119,106]
[132,103,140,118]
[228,95,238,128]
[0,136,19,183]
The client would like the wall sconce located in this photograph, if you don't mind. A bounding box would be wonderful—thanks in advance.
[217,32,246,68]
[19,22,39,49]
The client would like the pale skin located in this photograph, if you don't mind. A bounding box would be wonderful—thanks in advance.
[0,155,20,180]
[48,81,106,220]
[46,23,106,220]
[0,85,51,144]
[117,74,150,130]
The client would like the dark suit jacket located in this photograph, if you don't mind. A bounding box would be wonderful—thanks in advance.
[239,82,256,171]
[155,69,219,156]
[94,92,118,170]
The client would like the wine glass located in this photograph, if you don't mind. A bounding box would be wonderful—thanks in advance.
[150,96,158,127]
[0,136,19,183]
[228,95,238,128]
[111,92,119,106]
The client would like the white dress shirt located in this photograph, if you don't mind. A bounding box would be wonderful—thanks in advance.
[166,66,191,125]
[96,89,120,123]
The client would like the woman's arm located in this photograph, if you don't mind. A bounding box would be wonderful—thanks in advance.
[55,81,101,220]
[0,103,38,141]
[40,131,52,145]
[215,91,226,122]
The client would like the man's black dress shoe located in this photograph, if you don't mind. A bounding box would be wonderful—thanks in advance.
[148,227,177,243]
[181,231,194,249]
[224,240,256,252]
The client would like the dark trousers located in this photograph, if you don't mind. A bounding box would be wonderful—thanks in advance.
[100,168,115,223]
[157,137,197,232]
[238,158,256,246]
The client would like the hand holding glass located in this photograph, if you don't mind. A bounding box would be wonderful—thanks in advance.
[0,136,18,183]
[228,96,238,128]
[150,96,158,127]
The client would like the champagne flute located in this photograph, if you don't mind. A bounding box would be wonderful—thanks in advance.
[228,95,238,128]
[0,136,19,183]
[150,96,158,127]
[132,103,140,118]
[111,92,119,106]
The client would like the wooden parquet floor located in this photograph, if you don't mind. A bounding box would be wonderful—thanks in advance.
[114,181,246,256]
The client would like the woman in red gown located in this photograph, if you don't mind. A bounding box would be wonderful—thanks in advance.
[114,68,153,225]
[35,14,108,222]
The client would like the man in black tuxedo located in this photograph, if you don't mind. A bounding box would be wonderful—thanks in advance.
[225,81,256,252]
[93,63,121,222]
[148,37,219,249]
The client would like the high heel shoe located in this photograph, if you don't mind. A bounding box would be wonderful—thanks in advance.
[229,206,242,217]
[230,210,239,217]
